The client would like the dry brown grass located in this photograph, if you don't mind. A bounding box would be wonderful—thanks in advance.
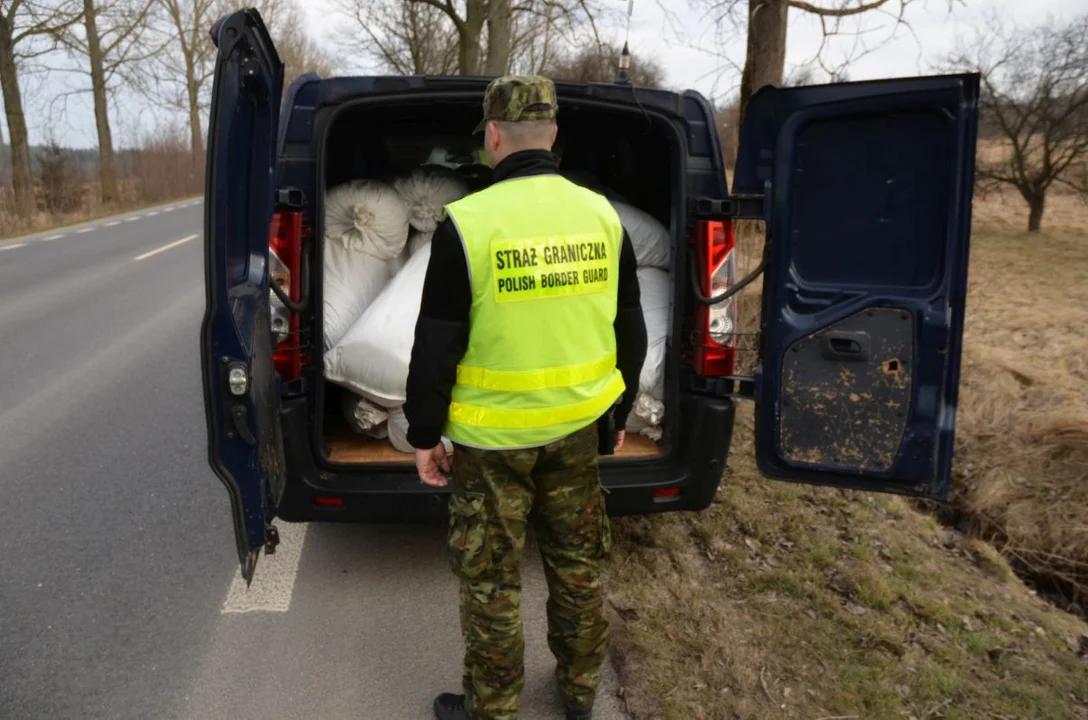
[954,192,1088,608]
[607,190,1088,718]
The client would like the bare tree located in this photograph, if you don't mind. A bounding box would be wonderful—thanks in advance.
[545,42,666,87]
[57,0,156,203]
[247,0,336,86]
[0,0,84,218]
[685,0,959,129]
[332,0,457,75]
[333,0,607,77]
[944,14,1088,232]
[144,0,224,166]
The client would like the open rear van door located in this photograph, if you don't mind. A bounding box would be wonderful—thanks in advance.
[736,74,980,501]
[200,9,285,583]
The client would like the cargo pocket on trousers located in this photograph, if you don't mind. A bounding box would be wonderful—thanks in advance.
[447,492,491,581]
[593,490,613,560]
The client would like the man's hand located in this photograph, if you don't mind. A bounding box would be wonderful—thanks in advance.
[614,430,626,453]
[415,443,452,487]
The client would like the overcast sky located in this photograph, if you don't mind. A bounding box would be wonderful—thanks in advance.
[22,0,1084,149]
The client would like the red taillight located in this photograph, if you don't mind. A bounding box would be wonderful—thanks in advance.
[693,219,737,376]
[653,487,682,501]
[269,210,306,381]
[313,496,345,508]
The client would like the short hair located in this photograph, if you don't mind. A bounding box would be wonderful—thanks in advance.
[493,119,556,149]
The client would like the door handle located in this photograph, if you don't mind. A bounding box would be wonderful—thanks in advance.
[820,331,870,361]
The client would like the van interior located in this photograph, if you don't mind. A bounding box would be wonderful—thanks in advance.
[318,96,684,465]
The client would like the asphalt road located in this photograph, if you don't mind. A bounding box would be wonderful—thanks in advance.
[0,204,625,719]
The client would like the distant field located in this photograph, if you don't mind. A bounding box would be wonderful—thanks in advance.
[606,190,1088,719]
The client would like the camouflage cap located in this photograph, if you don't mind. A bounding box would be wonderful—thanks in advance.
[474,75,558,134]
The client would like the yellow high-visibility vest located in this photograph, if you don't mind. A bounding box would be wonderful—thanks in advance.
[443,174,626,449]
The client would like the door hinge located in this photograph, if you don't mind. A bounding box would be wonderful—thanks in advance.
[691,195,763,221]
[264,523,280,555]
[687,374,756,398]
[276,187,305,208]
[241,53,260,84]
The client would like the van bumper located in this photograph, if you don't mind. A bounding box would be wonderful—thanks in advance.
[275,393,735,523]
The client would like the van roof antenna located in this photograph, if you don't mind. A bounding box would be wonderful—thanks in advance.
[616,42,631,84]
[615,0,633,84]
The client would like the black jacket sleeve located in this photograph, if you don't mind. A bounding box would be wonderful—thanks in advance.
[403,219,470,449]
[613,231,648,429]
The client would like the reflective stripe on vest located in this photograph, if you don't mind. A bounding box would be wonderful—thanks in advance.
[443,174,625,449]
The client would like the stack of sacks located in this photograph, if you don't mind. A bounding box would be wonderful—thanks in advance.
[322,180,409,349]
[611,201,670,271]
[328,168,469,451]
[610,201,671,440]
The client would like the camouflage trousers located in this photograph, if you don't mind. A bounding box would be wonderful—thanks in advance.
[446,422,612,720]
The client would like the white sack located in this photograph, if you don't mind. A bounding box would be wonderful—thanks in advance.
[388,407,454,455]
[408,229,433,256]
[393,168,470,232]
[625,393,664,441]
[325,179,410,260]
[322,241,393,350]
[389,247,410,274]
[611,200,670,270]
[636,267,670,400]
[340,392,389,435]
[324,243,432,407]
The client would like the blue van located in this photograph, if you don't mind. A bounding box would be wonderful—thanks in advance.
[200,9,979,581]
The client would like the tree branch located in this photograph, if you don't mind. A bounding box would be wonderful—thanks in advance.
[788,0,891,18]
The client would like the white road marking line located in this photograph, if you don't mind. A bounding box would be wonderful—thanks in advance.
[162,206,175,212]
[42,234,65,241]
[76,227,95,234]
[106,221,121,227]
[134,233,198,261]
[222,523,307,613]
[147,211,160,217]
[124,216,139,223]
[0,243,26,251]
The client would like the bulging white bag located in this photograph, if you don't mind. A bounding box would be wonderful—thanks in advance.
[324,243,432,408]
[322,241,393,350]
[389,247,410,274]
[408,229,433,256]
[325,180,410,260]
[636,267,669,400]
[611,201,670,270]
[393,168,470,232]
[387,406,453,455]
[340,392,389,435]
[626,393,664,440]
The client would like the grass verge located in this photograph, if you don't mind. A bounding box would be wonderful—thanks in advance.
[606,191,1088,718]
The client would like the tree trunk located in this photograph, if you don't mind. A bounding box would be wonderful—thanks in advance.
[186,64,204,167]
[485,0,512,76]
[739,0,789,133]
[84,0,119,204]
[0,117,10,212]
[457,0,485,75]
[1027,192,1045,232]
[0,17,36,219]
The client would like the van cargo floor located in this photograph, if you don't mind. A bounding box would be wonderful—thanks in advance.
[324,416,663,464]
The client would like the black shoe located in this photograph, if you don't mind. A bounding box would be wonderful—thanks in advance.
[565,706,593,720]
[433,693,470,720]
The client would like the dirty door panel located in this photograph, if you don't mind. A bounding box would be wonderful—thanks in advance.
[746,75,980,501]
